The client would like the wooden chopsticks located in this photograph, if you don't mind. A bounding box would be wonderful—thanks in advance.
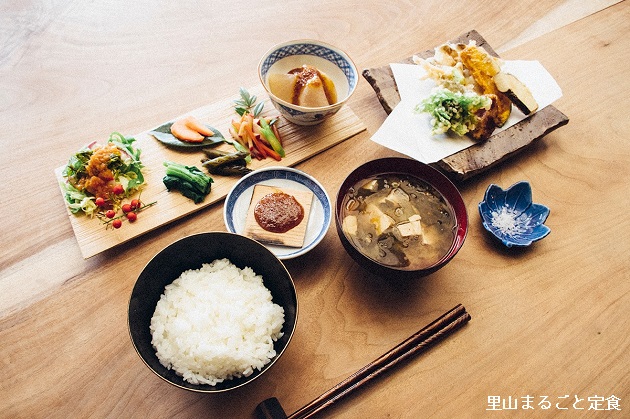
[256,304,471,419]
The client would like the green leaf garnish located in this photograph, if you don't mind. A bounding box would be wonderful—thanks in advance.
[234,87,264,117]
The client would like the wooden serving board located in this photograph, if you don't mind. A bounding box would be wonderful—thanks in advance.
[55,86,366,258]
[362,30,569,181]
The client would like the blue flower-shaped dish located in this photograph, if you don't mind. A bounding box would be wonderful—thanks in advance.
[478,181,550,248]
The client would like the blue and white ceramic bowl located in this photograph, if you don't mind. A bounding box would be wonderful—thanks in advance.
[479,181,551,248]
[258,39,358,125]
[224,167,332,259]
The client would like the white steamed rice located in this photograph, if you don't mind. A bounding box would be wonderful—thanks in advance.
[150,258,285,385]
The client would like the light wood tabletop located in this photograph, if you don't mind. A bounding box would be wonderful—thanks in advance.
[1,0,628,417]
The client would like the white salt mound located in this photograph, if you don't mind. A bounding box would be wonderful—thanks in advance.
[150,258,285,385]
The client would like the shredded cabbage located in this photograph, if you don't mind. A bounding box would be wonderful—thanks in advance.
[60,182,98,215]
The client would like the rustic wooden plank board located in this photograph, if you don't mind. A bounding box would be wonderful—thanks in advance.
[362,30,569,181]
[55,86,366,258]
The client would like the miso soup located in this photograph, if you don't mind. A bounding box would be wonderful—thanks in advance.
[341,174,456,270]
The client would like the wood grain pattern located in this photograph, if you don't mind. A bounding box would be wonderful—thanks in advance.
[1,1,628,418]
[54,87,365,258]
[362,30,569,181]
[243,184,313,248]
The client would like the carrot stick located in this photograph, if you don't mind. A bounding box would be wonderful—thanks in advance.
[253,136,267,158]
[253,136,281,161]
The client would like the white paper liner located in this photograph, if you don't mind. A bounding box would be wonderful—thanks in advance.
[370,60,563,163]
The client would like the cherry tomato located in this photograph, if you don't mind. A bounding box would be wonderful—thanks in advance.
[126,212,137,222]
[112,219,123,229]
[105,210,116,218]
[113,184,124,195]
[122,203,132,213]
[95,197,106,207]
[130,199,140,210]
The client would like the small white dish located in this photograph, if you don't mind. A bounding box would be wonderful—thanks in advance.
[224,167,332,259]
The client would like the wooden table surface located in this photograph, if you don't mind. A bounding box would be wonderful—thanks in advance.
[2,0,628,417]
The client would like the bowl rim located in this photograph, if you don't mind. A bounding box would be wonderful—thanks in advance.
[127,231,298,393]
[335,157,468,275]
[257,38,358,112]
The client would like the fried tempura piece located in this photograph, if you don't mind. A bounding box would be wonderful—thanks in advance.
[413,42,476,93]
[469,94,499,141]
[494,72,538,115]
[460,45,512,127]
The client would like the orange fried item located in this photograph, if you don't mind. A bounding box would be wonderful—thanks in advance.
[460,45,511,127]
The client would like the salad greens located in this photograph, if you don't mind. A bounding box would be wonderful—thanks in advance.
[107,132,145,190]
[62,182,98,215]
[162,161,213,204]
[415,88,491,136]
[61,132,146,216]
